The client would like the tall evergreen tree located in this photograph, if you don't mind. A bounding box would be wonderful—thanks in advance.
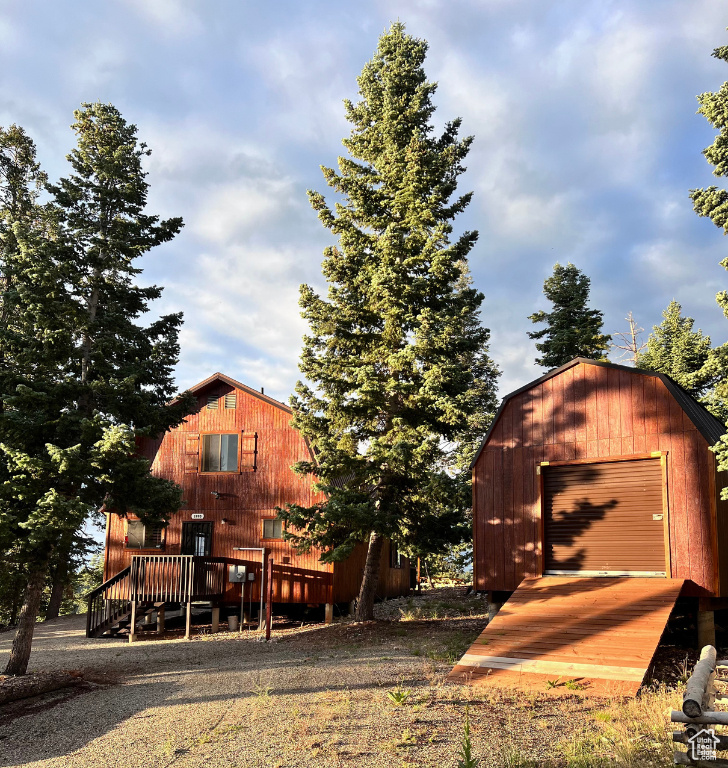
[690,34,728,493]
[528,262,611,369]
[279,24,499,621]
[636,300,715,399]
[0,104,193,675]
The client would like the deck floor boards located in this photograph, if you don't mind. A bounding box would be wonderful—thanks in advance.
[448,576,683,696]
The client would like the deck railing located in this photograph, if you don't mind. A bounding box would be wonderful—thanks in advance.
[86,555,249,637]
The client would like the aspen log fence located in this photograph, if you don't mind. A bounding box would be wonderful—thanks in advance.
[671,645,728,766]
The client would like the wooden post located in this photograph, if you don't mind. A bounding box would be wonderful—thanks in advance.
[211,605,220,634]
[128,600,137,643]
[416,558,421,594]
[265,556,273,641]
[699,609,716,649]
[156,605,165,634]
[325,603,334,625]
[185,600,192,640]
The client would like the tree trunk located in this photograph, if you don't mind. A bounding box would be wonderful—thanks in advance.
[353,531,385,621]
[45,561,68,621]
[4,565,46,676]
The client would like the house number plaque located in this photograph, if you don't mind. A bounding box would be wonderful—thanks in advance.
[191,513,204,520]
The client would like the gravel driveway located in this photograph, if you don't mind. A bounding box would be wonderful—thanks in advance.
[0,603,495,768]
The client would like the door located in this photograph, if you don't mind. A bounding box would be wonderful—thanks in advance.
[543,459,667,576]
[181,521,213,556]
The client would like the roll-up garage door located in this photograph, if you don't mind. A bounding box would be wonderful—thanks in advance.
[543,459,666,576]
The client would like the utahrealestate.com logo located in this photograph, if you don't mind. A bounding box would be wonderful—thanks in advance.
[688,728,720,761]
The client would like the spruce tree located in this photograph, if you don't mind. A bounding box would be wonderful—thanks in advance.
[690,34,728,492]
[0,104,193,675]
[636,300,715,400]
[280,24,499,621]
[528,262,611,369]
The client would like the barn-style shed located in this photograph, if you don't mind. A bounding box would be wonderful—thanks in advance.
[472,358,727,597]
[450,358,728,694]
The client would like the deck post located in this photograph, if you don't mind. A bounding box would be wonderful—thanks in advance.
[156,605,165,634]
[185,600,192,640]
[128,600,137,643]
[211,604,220,634]
[698,599,716,649]
[325,603,334,625]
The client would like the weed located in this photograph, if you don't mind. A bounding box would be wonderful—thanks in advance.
[387,687,412,706]
[496,742,539,768]
[457,706,479,768]
[545,677,562,689]
[250,674,274,701]
[565,679,587,691]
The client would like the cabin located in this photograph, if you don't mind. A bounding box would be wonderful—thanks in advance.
[89,372,411,639]
[450,358,728,694]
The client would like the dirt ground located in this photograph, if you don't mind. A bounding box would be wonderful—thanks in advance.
[0,589,698,768]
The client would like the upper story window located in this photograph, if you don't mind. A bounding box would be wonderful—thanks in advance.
[201,433,238,472]
[206,396,218,409]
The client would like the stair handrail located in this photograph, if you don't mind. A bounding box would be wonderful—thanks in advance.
[85,564,132,638]
[85,564,132,603]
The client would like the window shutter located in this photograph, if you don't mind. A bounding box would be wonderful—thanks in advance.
[206,396,218,409]
[240,431,257,471]
[184,433,200,473]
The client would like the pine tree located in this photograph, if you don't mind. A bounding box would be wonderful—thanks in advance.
[528,262,611,369]
[690,34,728,493]
[636,300,715,399]
[0,104,193,675]
[280,24,499,621]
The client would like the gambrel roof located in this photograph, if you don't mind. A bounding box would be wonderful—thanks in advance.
[470,358,726,469]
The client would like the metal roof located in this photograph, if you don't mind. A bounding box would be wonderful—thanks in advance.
[470,358,726,469]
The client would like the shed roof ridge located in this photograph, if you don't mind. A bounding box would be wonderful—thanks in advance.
[470,358,726,468]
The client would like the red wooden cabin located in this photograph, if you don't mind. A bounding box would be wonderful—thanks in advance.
[91,373,410,638]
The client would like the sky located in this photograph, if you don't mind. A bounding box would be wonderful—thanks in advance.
[2,0,728,402]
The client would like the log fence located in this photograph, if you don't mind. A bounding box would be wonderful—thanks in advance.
[672,645,728,766]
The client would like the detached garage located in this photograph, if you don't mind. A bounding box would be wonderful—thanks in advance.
[451,359,728,694]
[471,358,727,598]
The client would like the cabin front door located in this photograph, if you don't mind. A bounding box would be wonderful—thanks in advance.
[181,521,213,557]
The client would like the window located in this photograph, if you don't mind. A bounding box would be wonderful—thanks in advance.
[224,393,237,409]
[201,433,238,472]
[262,519,283,539]
[206,396,219,409]
[126,520,164,549]
[390,544,403,569]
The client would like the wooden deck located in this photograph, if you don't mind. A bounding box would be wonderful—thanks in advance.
[448,576,684,696]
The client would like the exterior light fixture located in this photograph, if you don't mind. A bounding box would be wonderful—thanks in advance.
[211,491,221,499]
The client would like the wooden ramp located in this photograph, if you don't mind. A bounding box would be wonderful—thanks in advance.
[449,576,683,696]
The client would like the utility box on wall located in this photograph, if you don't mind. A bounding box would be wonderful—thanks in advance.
[229,564,247,583]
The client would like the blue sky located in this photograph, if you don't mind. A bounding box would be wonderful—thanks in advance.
[3,0,728,400]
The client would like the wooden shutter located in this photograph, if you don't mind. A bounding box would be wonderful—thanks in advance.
[224,393,237,409]
[184,433,200,473]
[240,431,257,471]
[544,459,666,576]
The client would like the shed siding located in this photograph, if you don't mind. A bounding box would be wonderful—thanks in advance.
[474,362,718,596]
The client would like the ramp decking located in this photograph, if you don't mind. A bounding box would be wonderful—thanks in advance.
[449,576,684,695]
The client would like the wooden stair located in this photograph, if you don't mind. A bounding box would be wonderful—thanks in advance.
[449,576,684,696]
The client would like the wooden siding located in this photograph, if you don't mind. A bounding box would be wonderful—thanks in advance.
[473,362,719,596]
[105,377,410,606]
[332,541,411,603]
